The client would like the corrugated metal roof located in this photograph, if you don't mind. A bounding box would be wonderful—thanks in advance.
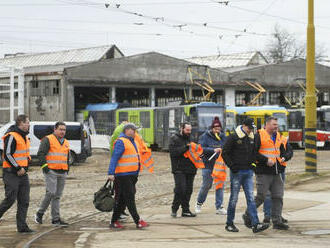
[319,60,330,68]
[186,51,268,69]
[0,45,113,69]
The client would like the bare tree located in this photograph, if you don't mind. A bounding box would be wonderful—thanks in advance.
[265,24,326,63]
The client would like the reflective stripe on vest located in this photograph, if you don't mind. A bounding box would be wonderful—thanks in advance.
[214,178,225,190]
[115,137,139,174]
[212,154,227,189]
[258,129,281,164]
[183,142,205,169]
[45,134,69,170]
[140,151,154,173]
[134,134,154,173]
[2,132,30,168]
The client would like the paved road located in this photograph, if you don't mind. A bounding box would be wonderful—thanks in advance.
[0,149,330,247]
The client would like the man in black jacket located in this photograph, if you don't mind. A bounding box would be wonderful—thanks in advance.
[222,118,269,233]
[169,122,197,218]
[0,115,34,233]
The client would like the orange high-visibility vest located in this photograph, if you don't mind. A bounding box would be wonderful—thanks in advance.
[258,129,281,165]
[115,137,140,175]
[212,154,227,190]
[183,142,205,169]
[280,135,288,167]
[134,133,154,173]
[2,132,30,168]
[45,134,69,170]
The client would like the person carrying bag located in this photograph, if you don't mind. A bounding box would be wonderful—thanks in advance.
[93,179,115,212]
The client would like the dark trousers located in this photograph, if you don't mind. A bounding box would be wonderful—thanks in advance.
[172,173,195,213]
[111,175,140,224]
[0,171,30,231]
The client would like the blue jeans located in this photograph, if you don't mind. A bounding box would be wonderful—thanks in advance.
[263,171,286,218]
[197,168,224,209]
[226,170,259,226]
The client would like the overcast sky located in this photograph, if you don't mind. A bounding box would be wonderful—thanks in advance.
[0,0,329,60]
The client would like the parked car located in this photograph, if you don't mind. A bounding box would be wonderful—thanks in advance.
[0,121,92,166]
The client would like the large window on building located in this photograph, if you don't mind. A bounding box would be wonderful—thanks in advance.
[269,92,281,105]
[30,80,60,96]
[235,92,246,106]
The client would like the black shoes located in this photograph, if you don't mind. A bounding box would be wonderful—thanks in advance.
[281,216,288,224]
[252,223,270,233]
[182,211,196,217]
[34,212,43,224]
[52,219,69,226]
[263,216,271,224]
[273,222,289,230]
[263,216,288,224]
[18,227,35,233]
[242,214,252,228]
[171,212,177,218]
[225,224,239,232]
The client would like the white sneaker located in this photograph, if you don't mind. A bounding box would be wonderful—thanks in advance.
[216,206,227,215]
[119,214,128,221]
[195,203,202,214]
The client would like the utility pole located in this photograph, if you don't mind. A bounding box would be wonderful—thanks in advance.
[305,0,317,173]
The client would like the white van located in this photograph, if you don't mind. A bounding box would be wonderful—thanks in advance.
[0,121,92,165]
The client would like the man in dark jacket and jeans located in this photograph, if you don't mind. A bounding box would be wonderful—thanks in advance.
[169,122,197,217]
[222,118,269,233]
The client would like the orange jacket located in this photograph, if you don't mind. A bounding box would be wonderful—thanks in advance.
[212,154,227,190]
[183,142,205,169]
[2,132,30,168]
[115,137,140,175]
[258,129,282,165]
[45,134,69,170]
[135,133,154,173]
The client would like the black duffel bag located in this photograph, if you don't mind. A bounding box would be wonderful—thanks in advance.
[93,179,115,212]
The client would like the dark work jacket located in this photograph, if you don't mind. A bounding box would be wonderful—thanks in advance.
[198,130,226,170]
[222,126,255,173]
[254,132,294,175]
[169,132,197,175]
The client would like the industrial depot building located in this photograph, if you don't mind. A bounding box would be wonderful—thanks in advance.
[1,45,330,124]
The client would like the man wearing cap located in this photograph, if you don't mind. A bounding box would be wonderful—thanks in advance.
[243,116,289,230]
[195,116,227,215]
[108,123,148,229]
[222,118,269,233]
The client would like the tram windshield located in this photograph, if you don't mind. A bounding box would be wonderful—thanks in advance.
[324,111,330,131]
[288,111,303,129]
[197,107,225,131]
[273,112,288,132]
[225,112,236,132]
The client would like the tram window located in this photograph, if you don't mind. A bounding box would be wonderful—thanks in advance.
[189,108,198,126]
[169,109,175,128]
[119,112,128,123]
[324,112,330,131]
[273,113,288,132]
[140,111,150,128]
[257,118,262,129]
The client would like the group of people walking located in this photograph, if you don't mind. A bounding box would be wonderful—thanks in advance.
[0,115,70,233]
[0,113,292,235]
[168,116,293,233]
